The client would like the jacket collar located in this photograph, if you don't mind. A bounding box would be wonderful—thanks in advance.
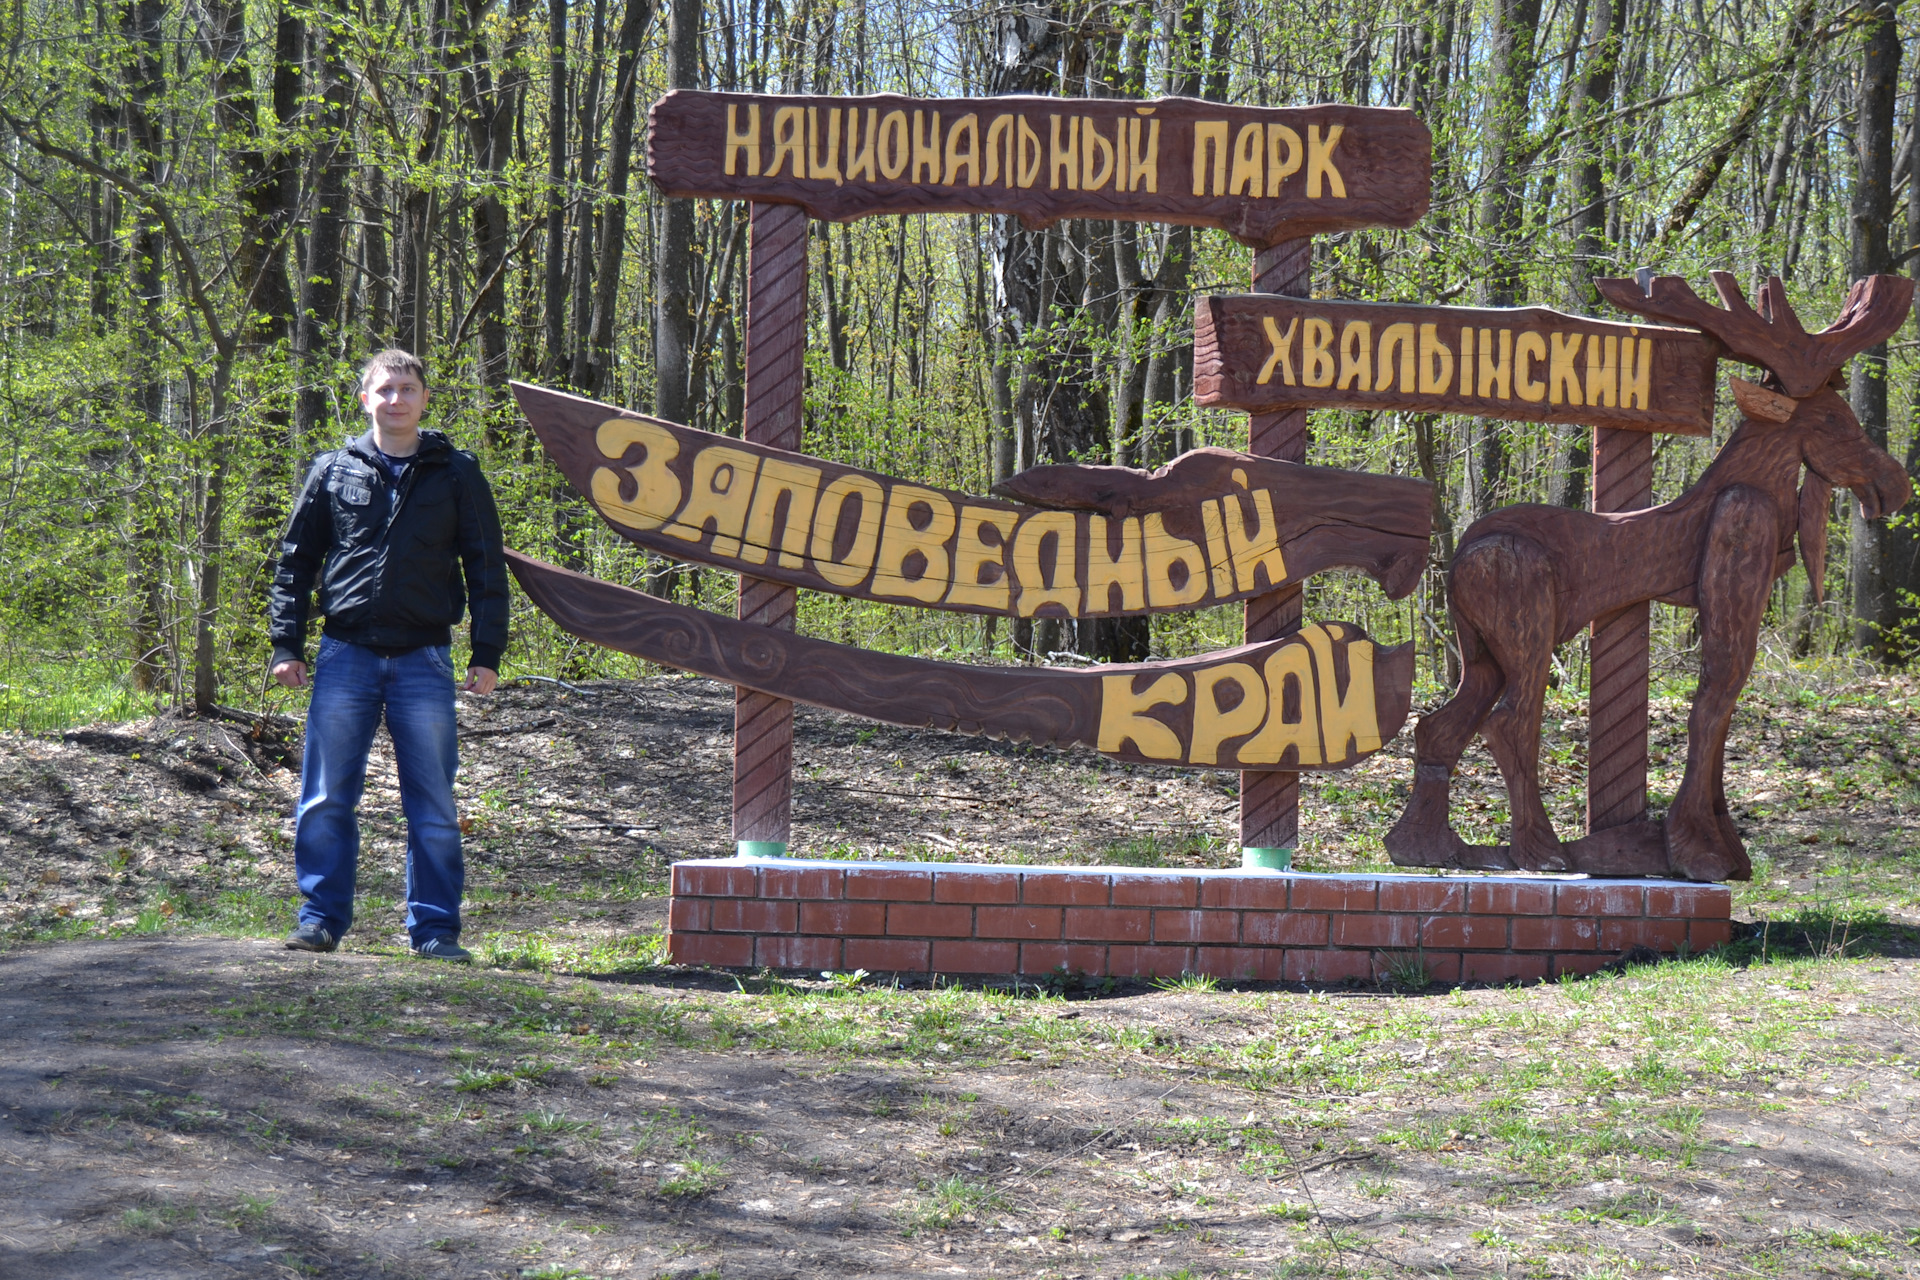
[346,429,453,468]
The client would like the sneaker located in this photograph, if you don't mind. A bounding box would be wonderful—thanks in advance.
[410,937,472,964]
[284,923,337,953]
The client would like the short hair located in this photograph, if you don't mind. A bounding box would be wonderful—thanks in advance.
[359,349,428,392]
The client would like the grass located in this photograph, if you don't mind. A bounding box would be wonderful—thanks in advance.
[0,658,160,733]
[899,1175,1007,1234]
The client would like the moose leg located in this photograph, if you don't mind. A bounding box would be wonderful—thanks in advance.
[1384,637,1502,867]
[1456,541,1565,870]
[1667,487,1773,881]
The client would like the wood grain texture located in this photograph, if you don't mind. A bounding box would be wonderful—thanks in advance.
[646,90,1431,247]
[734,202,808,847]
[508,550,1415,773]
[1384,274,1915,881]
[1587,429,1654,836]
[1241,238,1313,852]
[513,381,1433,616]
[1194,295,1719,436]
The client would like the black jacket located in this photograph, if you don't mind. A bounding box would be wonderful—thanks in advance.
[269,429,509,671]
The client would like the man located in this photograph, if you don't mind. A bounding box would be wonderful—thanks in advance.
[268,350,509,962]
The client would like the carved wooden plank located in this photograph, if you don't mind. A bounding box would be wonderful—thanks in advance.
[1194,295,1719,436]
[1587,428,1654,835]
[1384,272,1917,882]
[647,91,1432,247]
[509,550,1415,773]
[734,202,807,851]
[1241,238,1313,854]
[514,381,1432,617]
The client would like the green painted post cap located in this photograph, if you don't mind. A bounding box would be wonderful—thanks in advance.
[1241,846,1293,871]
[736,841,789,858]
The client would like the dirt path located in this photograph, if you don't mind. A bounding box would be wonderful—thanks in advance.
[4,937,1917,1279]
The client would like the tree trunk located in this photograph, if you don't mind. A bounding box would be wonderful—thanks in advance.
[654,0,700,423]
[1849,1,1899,658]
[582,0,657,396]
[543,0,570,377]
[294,16,352,444]
[462,0,535,396]
[121,0,170,694]
[1472,0,1543,516]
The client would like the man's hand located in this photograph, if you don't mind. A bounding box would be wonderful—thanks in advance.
[272,660,307,689]
[462,666,498,695]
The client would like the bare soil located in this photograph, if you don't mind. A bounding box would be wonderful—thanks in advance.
[1,673,1918,1278]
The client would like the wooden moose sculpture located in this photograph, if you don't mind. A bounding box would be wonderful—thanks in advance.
[1386,271,1915,882]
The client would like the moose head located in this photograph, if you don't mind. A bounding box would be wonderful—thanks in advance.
[1595,271,1915,600]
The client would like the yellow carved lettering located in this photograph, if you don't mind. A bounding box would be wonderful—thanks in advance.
[1337,321,1373,392]
[1189,663,1267,765]
[873,483,956,603]
[1012,510,1081,617]
[1096,672,1187,760]
[1192,120,1228,196]
[809,473,884,587]
[1257,315,1297,386]
[1201,500,1234,598]
[739,456,823,568]
[1586,333,1619,407]
[590,418,682,531]
[1265,123,1302,195]
[1418,324,1454,395]
[1458,326,1474,394]
[1549,331,1584,406]
[845,108,878,181]
[1514,331,1547,403]
[910,110,941,183]
[766,106,805,178]
[1376,322,1416,392]
[1080,117,1116,191]
[1238,641,1322,765]
[1228,122,1263,196]
[724,104,761,177]
[1306,123,1345,198]
[1085,515,1145,613]
[1125,116,1160,192]
[1223,474,1288,592]
[984,114,1012,185]
[1048,114,1077,190]
[1302,317,1336,388]
[1478,328,1512,399]
[943,113,979,185]
[1016,115,1042,187]
[877,110,909,180]
[807,108,842,184]
[945,505,1016,611]
[1142,512,1207,608]
[665,444,761,558]
[1621,333,1652,409]
[1303,624,1379,758]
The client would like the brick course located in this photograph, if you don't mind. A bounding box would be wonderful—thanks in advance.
[665,859,1736,987]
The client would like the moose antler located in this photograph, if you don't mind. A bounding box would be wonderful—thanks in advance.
[1594,271,1915,400]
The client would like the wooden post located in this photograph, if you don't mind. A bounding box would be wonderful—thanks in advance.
[1587,426,1654,832]
[734,202,808,856]
[1240,237,1312,867]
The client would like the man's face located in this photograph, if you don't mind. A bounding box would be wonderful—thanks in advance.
[360,369,429,434]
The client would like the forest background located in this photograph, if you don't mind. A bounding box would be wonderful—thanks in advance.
[2,0,1919,729]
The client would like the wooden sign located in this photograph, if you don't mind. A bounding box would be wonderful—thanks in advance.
[647,91,1432,247]
[1384,272,1915,882]
[515,382,1432,619]
[1193,296,1720,435]
[508,550,1414,772]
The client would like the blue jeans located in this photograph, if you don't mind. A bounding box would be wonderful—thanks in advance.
[293,636,464,945]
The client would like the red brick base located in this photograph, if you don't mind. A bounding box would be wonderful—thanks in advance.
[667,859,1734,985]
